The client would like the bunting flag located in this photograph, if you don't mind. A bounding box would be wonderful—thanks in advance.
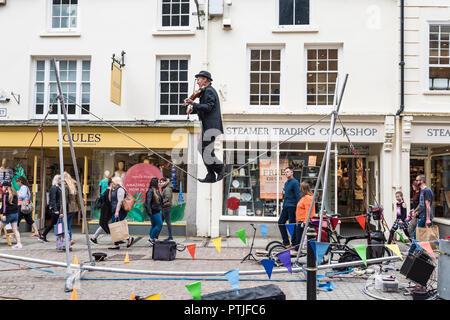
[130,292,135,300]
[417,242,436,259]
[412,239,423,251]
[385,244,403,260]
[236,229,247,245]
[277,249,292,273]
[225,268,240,294]
[261,259,275,279]
[212,238,222,254]
[145,294,162,300]
[331,218,340,230]
[355,216,366,230]
[318,281,336,291]
[310,240,330,264]
[286,224,295,237]
[186,282,202,300]
[354,245,368,266]
[259,224,269,239]
[70,287,78,300]
[394,231,406,244]
[186,244,196,259]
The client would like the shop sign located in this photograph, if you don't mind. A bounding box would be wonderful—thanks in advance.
[411,146,428,156]
[224,123,383,143]
[259,158,288,199]
[110,63,122,106]
[411,125,450,144]
[338,145,370,155]
[0,108,6,117]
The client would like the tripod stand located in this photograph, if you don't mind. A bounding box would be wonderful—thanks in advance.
[241,224,259,263]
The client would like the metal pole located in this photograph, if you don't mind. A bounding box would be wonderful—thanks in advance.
[51,59,71,275]
[306,227,317,300]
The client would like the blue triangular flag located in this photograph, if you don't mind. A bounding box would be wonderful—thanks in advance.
[318,281,336,291]
[225,268,239,294]
[261,259,275,279]
[414,240,423,251]
[178,181,184,203]
[259,224,268,239]
[315,242,330,264]
[435,241,440,247]
[286,224,295,237]
[277,250,292,273]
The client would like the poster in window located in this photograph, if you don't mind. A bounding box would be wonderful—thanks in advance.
[259,158,288,199]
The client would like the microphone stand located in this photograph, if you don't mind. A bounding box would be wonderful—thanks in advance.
[241,224,259,263]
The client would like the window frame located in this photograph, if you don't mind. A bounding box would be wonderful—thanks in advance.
[426,22,450,94]
[273,0,318,33]
[157,0,193,32]
[304,45,343,112]
[32,58,91,120]
[247,45,285,112]
[156,55,191,120]
[46,0,80,34]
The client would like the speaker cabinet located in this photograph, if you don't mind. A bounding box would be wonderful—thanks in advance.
[400,251,435,287]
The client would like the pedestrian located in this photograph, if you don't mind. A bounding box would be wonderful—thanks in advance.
[90,178,112,244]
[15,176,40,237]
[411,180,420,211]
[408,174,434,254]
[63,172,81,246]
[145,177,163,244]
[388,191,411,244]
[184,71,225,183]
[108,176,135,250]
[278,167,301,249]
[0,181,23,248]
[159,177,173,241]
[39,174,64,243]
[293,182,315,252]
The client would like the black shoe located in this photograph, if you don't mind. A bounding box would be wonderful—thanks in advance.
[199,175,216,183]
[38,236,49,243]
[90,237,98,244]
[164,237,173,241]
[108,246,120,250]
[216,167,225,181]
[117,240,125,244]
[126,237,135,248]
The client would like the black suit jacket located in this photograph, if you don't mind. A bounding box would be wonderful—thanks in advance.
[192,85,224,135]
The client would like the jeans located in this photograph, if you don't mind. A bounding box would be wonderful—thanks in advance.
[278,206,297,246]
[409,216,427,254]
[149,212,163,240]
[67,212,76,241]
[293,222,305,251]
[160,206,173,239]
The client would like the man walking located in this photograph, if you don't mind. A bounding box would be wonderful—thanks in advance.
[408,174,434,254]
[278,167,301,248]
[185,71,224,183]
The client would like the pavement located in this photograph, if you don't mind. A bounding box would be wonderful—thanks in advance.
[0,229,438,301]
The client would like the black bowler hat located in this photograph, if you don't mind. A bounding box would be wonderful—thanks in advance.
[195,70,213,81]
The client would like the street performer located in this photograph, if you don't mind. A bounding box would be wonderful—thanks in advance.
[184,71,225,183]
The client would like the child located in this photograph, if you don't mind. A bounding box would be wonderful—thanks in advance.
[0,181,23,248]
[388,191,411,244]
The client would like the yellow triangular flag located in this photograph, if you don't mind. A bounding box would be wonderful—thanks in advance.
[124,252,130,264]
[130,292,135,300]
[385,244,403,260]
[145,293,161,300]
[212,238,222,254]
[73,255,79,265]
[70,287,78,300]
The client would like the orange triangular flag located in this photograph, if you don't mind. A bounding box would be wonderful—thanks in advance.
[70,287,78,300]
[73,255,79,265]
[355,216,366,230]
[418,242,436,259]
[130,292,135,300]
[187,244,196,259]
[124,252,130,264]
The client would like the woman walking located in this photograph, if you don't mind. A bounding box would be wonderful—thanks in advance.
[293,182,315,252]
[64,172,81,246]
[0,181,23,248]
[39,175,64,243]
[159,177,174,241]
[146,177,163,244]
[90,178,112,244]
[16,176,40,237]
[108,177,135,250]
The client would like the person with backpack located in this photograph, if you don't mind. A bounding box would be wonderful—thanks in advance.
[108,176,135,250]
[16,176,40,237]
[0,181,23,248]
[145,177,163,244]
[159,177,174,241]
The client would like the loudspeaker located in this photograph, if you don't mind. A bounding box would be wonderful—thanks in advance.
[201,284,286,300]
[152,240,177,261]
[400,251,435,286]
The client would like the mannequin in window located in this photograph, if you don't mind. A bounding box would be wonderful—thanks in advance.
[0,158,13,186]
[99,170,111,194]
[114,161,126,179]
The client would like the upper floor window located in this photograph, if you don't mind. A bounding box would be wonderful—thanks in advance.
[157,58,189,117]
[279,0,309,26]
[429,24,450,90]
[306,48,339,106]
[34,59,90,118]
[161,0,190,27]
[249,48,281,106]
[51,0,78,30]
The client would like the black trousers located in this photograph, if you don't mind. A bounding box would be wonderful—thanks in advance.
[17,212,35,227]
[199,133,224,178]
[42,213,60,238]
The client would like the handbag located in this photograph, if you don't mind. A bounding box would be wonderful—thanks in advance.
[416,224,439,249]
[20,187,34,214]
[108,219,130,242]
[121,188,135,213]
[94,196,103,209]
[54,218,64,236]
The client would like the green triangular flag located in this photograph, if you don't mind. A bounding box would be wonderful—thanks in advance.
[395,231,405,243]
[236,229,246,245]
[354,245,367,266]
[186,281,201,300]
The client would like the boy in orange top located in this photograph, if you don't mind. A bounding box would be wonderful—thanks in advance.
[293,182,316,251]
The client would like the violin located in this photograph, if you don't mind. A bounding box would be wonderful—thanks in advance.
[185,87,204,120]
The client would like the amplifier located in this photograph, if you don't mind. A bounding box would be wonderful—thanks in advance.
[201,284,286,300]
[400,251,435,287]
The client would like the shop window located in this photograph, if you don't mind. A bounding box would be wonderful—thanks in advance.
[279,0,310,25]
[249,48,282,106]
[431,156,450,218]
[429,24,450,91]
[158,58,189,118]
[51,0,78,30]
[34,59,90,118]
[306,48,339,106]
[161,0,190,27]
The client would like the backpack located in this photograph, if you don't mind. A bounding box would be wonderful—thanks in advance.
[121,187,135,212]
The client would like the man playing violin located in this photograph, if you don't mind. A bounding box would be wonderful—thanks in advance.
[184,71,225,183]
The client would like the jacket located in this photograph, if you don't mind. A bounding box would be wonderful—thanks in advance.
[145,188,162,215]
[49,185,62,212]
[2,192,18,215]
[161,182,173,208]
[282,178,301,208]
[296,194,315,222]
[191,85,224,134]
[67,188,81,213]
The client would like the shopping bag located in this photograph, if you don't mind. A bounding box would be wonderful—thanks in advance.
[108,220,130,242]
[416,225,439,249]
[54,218,64,236]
